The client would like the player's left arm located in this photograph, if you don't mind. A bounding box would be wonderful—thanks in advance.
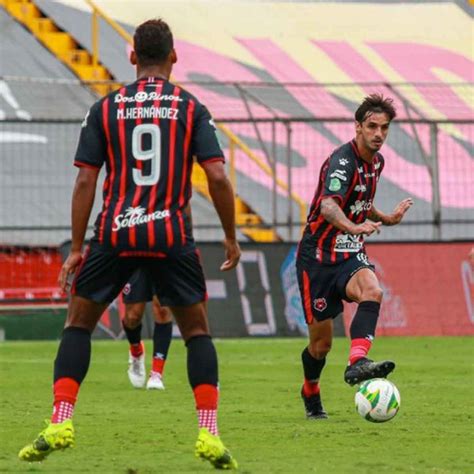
[368,198,414,226]
[192,102,241,271]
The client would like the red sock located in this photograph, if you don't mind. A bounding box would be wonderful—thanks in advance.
[194,384,219,436]
[152,357,165,375]
[52,378,79,423]
[349,338,372,365]
[303,378,320,397]
[130,341,144,358]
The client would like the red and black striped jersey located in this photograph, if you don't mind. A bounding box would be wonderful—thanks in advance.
[74,77,224,256]
[298,140,384,264]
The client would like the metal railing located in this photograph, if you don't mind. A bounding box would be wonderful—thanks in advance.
[1,115,472,245]
[0,75,472,243]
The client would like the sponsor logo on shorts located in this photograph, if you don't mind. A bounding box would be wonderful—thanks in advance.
[313,298,327,312]
[356,252,370,266]
[112,206,170,232]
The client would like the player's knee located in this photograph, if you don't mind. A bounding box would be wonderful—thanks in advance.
[153,304,171,323]
[124,308,143,328]
[309,339,332,359]
[362,286,383,303]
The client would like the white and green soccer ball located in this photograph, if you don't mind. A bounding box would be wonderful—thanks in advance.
[355,378,400,423]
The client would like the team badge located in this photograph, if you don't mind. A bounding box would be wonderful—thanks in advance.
[329,178,341,191]
[313,298,327,312]
[123,283,131,295]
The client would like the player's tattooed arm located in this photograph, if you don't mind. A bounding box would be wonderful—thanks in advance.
[369,198,414,226]
[321,197,381,236]
[368,206,390,224]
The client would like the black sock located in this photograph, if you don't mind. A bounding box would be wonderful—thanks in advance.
[122,322,142,345]
[302,347,326,382]
[186,335,218,388]
[54,326,91,384]
[350,301,380,340]
[153,322,172,360]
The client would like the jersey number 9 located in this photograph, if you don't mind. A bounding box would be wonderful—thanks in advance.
[132,123,161,186]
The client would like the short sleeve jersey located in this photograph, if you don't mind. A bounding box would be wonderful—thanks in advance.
[298,140,384,264]
[74,77,224,255]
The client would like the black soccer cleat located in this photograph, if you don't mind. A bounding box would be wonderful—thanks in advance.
[301,387,328,420]
[344,357,395,386]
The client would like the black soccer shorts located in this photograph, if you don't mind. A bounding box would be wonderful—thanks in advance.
[72,242,207,307]
[122,268,154,304]
[295,251,375,324]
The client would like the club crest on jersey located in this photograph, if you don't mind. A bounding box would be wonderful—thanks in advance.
[329,178,341,191]
[313,298,327,312]
[112,206,170,232]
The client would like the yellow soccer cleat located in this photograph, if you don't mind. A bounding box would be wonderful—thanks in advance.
[195,427,238,470]
[19,419,75,462]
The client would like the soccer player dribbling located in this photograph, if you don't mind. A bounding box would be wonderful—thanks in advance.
[19,19,240,469]
[296,94,413,419]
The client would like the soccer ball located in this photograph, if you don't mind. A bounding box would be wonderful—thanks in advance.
[355,378,400,423]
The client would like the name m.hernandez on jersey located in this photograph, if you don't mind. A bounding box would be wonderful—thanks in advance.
[74,77,224,256]
[299,140,384,264]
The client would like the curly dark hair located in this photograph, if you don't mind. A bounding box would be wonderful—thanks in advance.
[134,19,174,65]
[355,93,397,123]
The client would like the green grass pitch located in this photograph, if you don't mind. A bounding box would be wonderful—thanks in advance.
[0,337,472,473]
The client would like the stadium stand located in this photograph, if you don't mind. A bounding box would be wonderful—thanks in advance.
[0,0,472,329]
[4,0,471,242]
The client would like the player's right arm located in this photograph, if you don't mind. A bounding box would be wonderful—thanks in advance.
[321,198,380,235]
[59,101,106,291]
[59,167,100,291]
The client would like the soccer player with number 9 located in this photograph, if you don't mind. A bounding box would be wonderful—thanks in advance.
[19,18,240,469]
